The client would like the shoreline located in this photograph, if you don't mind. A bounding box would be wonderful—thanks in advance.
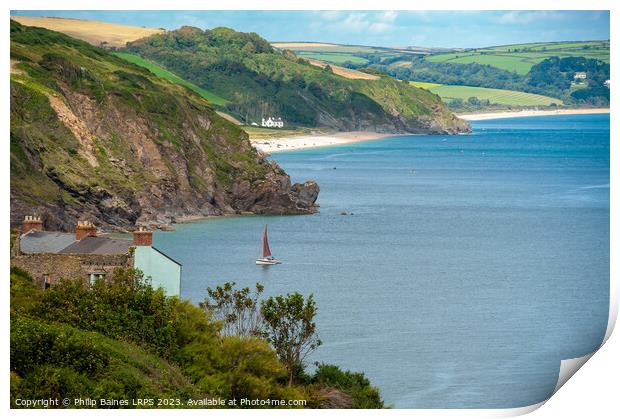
[250,108,610,153]
[250,131,403,154]
[457,108,609,121]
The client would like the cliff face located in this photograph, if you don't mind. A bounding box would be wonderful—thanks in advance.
[10,21,319,232]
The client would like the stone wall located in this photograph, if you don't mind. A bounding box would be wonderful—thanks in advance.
[11,252,132,288]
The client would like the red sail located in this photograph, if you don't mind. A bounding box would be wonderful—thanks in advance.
[262,225,272,258]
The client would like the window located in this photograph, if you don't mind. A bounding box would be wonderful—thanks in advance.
[89,272,106,285]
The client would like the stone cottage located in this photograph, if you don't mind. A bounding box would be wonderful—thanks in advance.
[11,216,181,296]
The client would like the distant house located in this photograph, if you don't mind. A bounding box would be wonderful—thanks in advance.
[574,72,587,81]
[261,117,284,128]
[11,216,181,296]
[604,80,610,89]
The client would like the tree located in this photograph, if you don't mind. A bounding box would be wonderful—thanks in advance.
[201,281,264,337]
[261,293,322,386]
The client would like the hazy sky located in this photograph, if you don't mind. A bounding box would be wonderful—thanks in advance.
[11,10,610,48]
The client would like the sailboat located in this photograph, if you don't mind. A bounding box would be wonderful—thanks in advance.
[255,224,282,265]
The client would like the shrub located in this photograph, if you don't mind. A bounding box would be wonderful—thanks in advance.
[11,316,110,377]
[33,268,182,358]
[312,364,384,408]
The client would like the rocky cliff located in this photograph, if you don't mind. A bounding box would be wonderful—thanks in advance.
[10,21,319,232]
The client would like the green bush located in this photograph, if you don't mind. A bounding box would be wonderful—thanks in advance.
[33,268,184,358]
[11,316,110,377]
[312,363,384,408]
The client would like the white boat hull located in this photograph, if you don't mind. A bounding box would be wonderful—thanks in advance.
[256,257,282,265]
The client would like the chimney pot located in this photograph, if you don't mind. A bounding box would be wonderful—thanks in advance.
[75,220,97,241]
[22,215,44,233]
[133,227,153,246]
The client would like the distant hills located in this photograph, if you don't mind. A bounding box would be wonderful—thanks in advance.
[11,14,609,117]
[275,39,609,76]
[277,40,610,111]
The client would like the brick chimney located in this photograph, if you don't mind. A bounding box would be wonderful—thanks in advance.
[133,226,153,246]
[22,215,43,233]
[75,221,97,241]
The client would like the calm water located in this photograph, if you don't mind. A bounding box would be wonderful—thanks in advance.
[155,114,609,408]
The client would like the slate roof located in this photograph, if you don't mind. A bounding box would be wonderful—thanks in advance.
[59,236,133,255]
[19,231,77,254]
[20,230,132,255]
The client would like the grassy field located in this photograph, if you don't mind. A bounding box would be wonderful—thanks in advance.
[113,52,229,106]
[297,51,369,65]
[11,16,164,47]
[410,82,563,106]
[426,40,609,75]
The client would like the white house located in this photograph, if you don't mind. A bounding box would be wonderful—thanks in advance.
[261,117,284,128]
[574,72,587,81]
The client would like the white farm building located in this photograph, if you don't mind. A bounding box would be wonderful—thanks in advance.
[261,117,284,128]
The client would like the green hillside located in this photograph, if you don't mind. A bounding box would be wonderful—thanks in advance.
[425,40,609,75]
[113,52,229,106]
[123,27,468,134]
[10,20,320,231]
[410,82,563,107]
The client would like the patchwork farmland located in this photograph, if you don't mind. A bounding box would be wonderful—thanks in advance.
[425,40,609,75]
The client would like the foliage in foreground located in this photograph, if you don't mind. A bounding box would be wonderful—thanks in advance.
[10,268,383,408]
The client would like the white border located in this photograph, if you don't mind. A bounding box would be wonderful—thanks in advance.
[2,1,617,418]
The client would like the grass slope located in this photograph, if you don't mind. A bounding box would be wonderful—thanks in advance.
[113,52,229,106]
[410,82,562,106]
[426,40,609,75]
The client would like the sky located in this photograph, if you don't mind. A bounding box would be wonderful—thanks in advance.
[10,10,610,48]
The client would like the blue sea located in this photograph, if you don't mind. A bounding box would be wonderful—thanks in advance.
[154,114,609,408]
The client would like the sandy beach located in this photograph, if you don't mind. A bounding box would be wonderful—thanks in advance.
[458,108,609,121]
[250,131,401,153]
